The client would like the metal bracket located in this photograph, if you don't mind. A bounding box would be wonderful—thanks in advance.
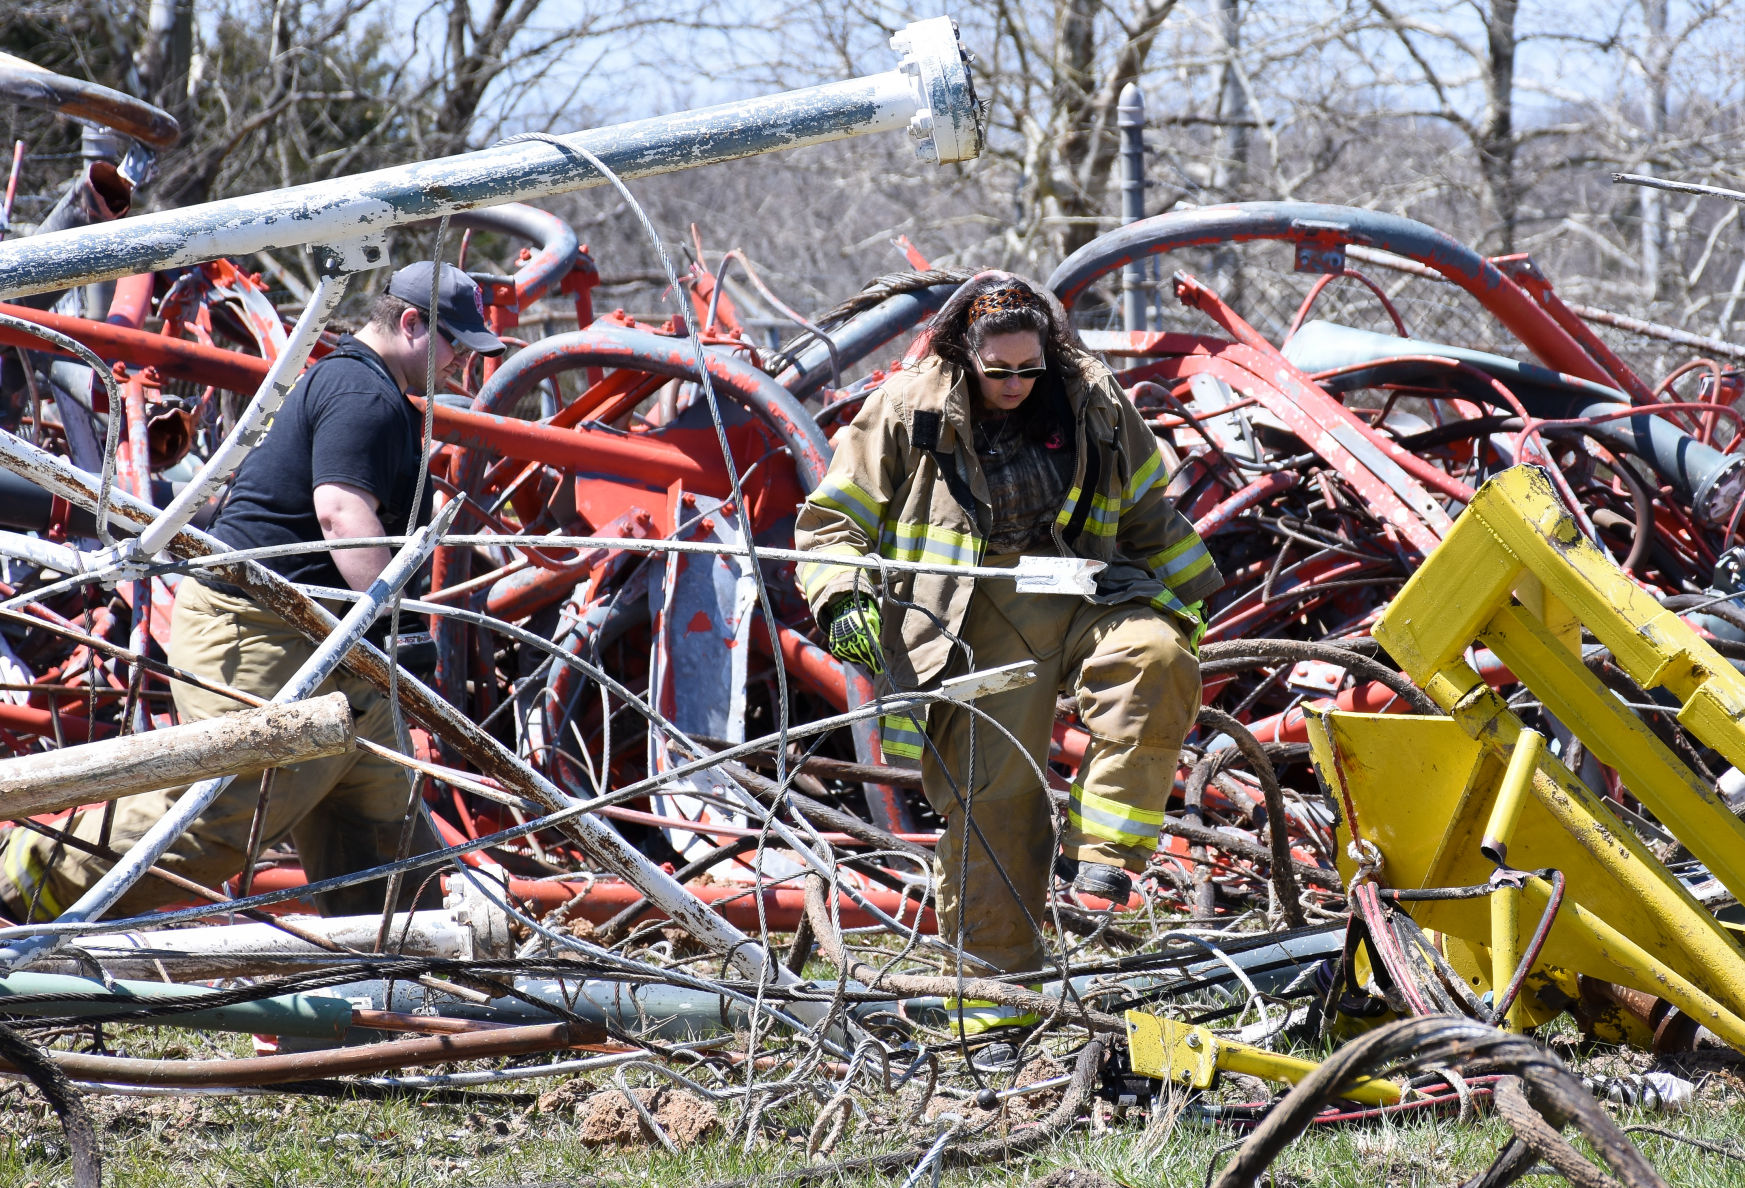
[937,659,1037,703]
[312,235,390,277]
[118,142,157,190]
[82,542,150,589]
[1012,554,1105,596]
[891,17,982,165]
[1294,241,1346,274]
[1125,1010,1401,1105]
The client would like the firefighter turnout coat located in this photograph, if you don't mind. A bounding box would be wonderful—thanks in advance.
[794,350,1223,765]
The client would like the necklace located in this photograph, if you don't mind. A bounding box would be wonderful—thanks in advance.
[977,413,1020,459]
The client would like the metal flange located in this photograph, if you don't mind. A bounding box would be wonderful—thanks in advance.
[891,16,983,165]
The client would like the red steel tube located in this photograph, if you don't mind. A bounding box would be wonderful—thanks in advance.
[0,701,111,742]
[240,864,938,932]
[1193,471,1299,537]
[0,305,738,499]
[750,615,853,707]
[1245,680,1413,744]
[412,397,729,496]
[105,274,155,331]
[0,301,269,392]
[20,1022,594,1087]
[514,877,937,932]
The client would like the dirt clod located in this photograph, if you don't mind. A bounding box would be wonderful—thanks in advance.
[577,1085,720,1148]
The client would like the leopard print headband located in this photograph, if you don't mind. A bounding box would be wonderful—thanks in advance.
[967,285,1044,324]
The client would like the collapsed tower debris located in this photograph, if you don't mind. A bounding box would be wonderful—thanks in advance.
[2,22,1745,1188]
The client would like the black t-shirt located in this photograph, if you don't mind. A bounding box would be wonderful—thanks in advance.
[211,336,431,590]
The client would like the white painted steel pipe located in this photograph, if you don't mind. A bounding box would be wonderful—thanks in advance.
[0,502,458,971]
[0,17,979,299]
[28,911,476,980]
[134,272,350,557]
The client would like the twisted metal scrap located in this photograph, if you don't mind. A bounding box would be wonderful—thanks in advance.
[1210,1015,1665,1188]
[0,1018,101,1188]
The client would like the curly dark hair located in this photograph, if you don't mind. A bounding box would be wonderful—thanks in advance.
[921,270,1084,380]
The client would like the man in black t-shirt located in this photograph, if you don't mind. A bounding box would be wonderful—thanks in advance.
[0,264,505,923]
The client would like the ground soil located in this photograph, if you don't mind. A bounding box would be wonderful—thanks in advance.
[577,1084,721,1148]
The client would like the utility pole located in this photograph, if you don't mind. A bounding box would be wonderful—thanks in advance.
[1119,83,1147,333]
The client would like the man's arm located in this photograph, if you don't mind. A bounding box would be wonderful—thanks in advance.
[313,481,392,591]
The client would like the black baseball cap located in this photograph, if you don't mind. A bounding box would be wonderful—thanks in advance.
[386,261,506,356]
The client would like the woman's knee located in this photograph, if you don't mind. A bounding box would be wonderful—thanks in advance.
[1076,614,1200,741]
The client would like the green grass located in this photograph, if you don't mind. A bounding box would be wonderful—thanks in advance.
[8,1035,1745,1187]
[9,1001,1745,1188]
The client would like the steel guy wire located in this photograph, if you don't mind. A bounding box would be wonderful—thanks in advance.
[0,682,1016,941]
[287,583,985,962]
[9,532,1101,601]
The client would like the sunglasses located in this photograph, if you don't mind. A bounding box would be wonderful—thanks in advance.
[412,308,462,352]
[976,361,1048,381]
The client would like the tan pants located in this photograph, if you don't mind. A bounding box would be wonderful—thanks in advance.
[1,578,437,921]
[919,576,1200,975]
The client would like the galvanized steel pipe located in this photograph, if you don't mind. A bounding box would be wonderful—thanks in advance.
[0,17,980,299]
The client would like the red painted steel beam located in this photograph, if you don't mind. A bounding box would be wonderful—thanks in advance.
[1127,347,1453,557]
[412,397,730,496]
[0,301,270,392]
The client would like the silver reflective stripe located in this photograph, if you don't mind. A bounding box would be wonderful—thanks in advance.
[879,521,979,567]
[1070,798,1162,844]
[809,476,884,536]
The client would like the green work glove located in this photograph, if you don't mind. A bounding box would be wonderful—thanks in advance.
[823,595,884,674]
[1183,600,1209,656]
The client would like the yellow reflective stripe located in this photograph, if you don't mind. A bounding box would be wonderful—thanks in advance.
[1070,784,1164,846]
[1084,491,1121,537]
[1054,486,1081,527]
[1124,451,1163,505]
[1146,533,1214,587]
[4,832,64,919]
[880,712,928,762]
[796,544,864,602]
[1149,588,1193,619]
[808,477,884,536]
[878,520,980,567]
[1059,484,1123,537]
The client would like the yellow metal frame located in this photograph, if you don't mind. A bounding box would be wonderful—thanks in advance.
[1375,465,1745,899]
[1302,465,1745,1047]
[1309,710,1745,1045]
[1125,1011,1402,1105]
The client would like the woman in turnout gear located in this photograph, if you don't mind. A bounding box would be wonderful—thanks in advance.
[794,271,1222,1039]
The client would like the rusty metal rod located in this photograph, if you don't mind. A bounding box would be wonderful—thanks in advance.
[7,1022,597,1087]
